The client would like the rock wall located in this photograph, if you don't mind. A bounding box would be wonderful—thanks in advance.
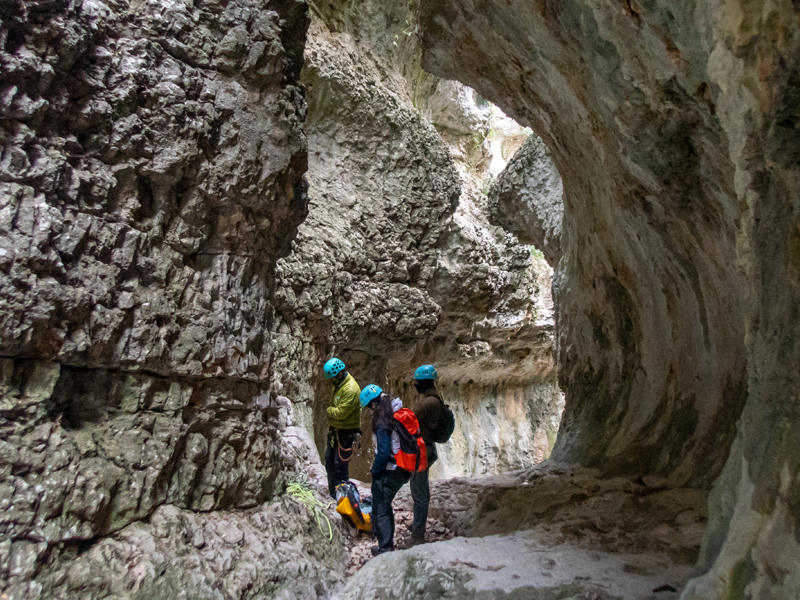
[0,0,348,596]
[390,171,562,478]
[273,0,562,480]
[418,0,799,596]
[271,2,461,476]
[489,134,563,266]
[432,380,562,478]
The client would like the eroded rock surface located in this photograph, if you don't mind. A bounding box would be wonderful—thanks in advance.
[338,467,706,599]
[271,5,461,476]
[16,499,346,600]
[418,0,800,596]
[488,135,563,266]
[0,0,347,596]
[273,0,561,480]
[1,0,307,378]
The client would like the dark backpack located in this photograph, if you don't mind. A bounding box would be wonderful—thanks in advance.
[429,394,455,444]
[392,408,428,472]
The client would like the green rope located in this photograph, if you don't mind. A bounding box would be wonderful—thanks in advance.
[286,478,333,541]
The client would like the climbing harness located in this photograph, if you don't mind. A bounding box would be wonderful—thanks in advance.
[331,429,362,462]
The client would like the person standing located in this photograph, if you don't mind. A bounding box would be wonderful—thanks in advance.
[360,384,413,556]
[323,357,361,498]
[409,364,444,545]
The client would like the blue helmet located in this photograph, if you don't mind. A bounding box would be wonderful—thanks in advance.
[324,357,346,379]
[414,364,438,381]
[360,384,382,407]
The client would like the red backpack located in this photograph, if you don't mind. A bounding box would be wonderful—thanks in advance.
[392,408,428,472]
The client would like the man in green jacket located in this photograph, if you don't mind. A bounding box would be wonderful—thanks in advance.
[323,357,362,498]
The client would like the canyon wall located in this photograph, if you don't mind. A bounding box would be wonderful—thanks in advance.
[0,0,347,597]
[274,0,562,480]
[418,0,799,596]
[0,0,564,593]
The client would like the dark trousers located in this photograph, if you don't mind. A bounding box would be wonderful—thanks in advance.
[371,468,410,553]
[410,445,436,540]
[325,428,358,498]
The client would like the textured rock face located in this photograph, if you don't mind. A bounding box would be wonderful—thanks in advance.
[489,134,563,265]
[421,0,748,488]
[274,1,561,479]
[396,184,561,478]
[271,5,461,475]
[1,0,307,377]
[419,0,799,596]
[9,497,346,600]
[0,359,285,540]
[432,381,562,478]
[0,0,347,596]
[338,467,707,599]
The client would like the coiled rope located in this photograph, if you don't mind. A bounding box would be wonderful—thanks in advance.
[286,479,333,541]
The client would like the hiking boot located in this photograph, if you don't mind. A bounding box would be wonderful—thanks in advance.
[371,545,394,556]
[398,536,425,549]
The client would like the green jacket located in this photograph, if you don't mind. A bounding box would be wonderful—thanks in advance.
[326,373,361,430]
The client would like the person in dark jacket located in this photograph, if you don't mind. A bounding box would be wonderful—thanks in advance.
[360,384,410,556]
[323,357,362,498]
[409,364,444,545]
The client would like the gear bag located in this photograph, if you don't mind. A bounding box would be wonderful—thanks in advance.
[392,407,428,472]
[335,481,372,533]
[429,394,455,444]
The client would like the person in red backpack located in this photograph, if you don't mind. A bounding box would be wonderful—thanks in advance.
[360,384,426,556]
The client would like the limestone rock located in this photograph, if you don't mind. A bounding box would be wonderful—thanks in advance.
[271,6,562,482]
[337,467,706,599]
[488,134,564,266]
[420,0,749,487]
[418,0,800,596]
[269,9,464,477]
[426,80,490,136]
[0,0,316,595]
[5,498,347,600]
[0,0,308,379]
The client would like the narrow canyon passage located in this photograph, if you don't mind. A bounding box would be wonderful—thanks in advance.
[1,0,798,599]
[275,2,714,597]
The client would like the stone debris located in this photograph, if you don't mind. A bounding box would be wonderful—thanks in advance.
[338,479,455,577]
[335,466,706,599]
